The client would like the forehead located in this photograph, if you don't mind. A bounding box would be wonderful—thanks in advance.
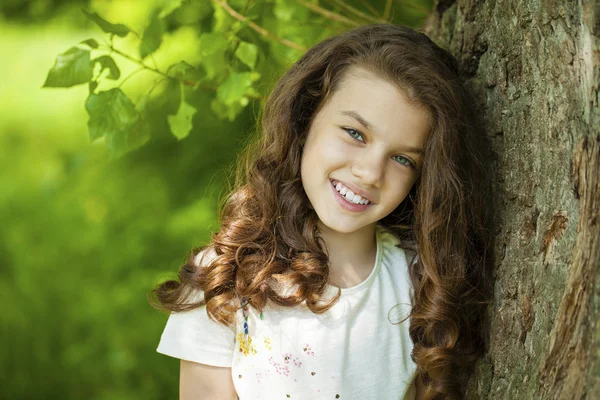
[316,67,431,142]
[329,66,415,110]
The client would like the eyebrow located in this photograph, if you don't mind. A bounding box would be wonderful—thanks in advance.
[340,110,424,155]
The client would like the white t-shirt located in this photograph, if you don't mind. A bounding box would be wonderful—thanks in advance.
[157,225,418,399]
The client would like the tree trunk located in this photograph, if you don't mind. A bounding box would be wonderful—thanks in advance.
[424,0,600,398]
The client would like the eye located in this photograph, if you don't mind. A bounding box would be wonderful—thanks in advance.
[393,155,415,168]
[343,128,365,142]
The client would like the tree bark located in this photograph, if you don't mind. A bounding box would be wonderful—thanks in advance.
[424,1,600,399]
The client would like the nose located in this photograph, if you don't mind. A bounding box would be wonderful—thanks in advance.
[351,150,385,187]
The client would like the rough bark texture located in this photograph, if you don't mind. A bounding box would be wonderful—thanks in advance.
[424,1,600,399]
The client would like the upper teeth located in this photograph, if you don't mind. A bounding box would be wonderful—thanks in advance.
[332,180,370,205]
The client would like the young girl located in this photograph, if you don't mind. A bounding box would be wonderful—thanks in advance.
[152,24,491,400]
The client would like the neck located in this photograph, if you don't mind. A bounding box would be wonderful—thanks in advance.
[317,222,378,288]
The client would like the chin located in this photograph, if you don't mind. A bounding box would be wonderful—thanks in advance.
[317,216,374,235]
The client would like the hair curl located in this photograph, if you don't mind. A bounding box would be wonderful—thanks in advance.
[151,24,493,400]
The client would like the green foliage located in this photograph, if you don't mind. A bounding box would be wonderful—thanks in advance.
[213,71,261,121]
[92,55,120,80]
[82,9,131,37]
[198,31,230,80]
[80,38,99,49]
[43,46,92,87]
[235,41,258,70]
[139,10,164,60]
[85,88,149,157]
[158,0,185,19]
[167,60,205,83]
[168,84,197,140]
[41,1,431,158]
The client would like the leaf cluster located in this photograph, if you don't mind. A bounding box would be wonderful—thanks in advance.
[42,0,430,158]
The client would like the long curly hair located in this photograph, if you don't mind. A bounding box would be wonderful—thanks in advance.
[151,24,492,400]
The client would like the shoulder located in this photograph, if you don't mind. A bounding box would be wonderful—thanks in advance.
[176,246,219,304]
[377,226,419,306]
[377,225,418,266]
[192,246,218,267]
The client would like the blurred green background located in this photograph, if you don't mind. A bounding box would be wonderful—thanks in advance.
[0,0,431,398]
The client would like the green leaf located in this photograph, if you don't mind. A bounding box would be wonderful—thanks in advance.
[159,0,184,19]
[212,0,235,33]
[92,55,120,80]
[89,80,98,94]
[85,88,149,157]
[235,41,258,70]
[212,71,260,121]
[136,78,166,113]
[80,38,99,49]
[167,61,205,82]
[82,9,131,37]
[106,117,150,158]
[199,32,229,79]
[167,0,212,24]
[140,11,164,59]
[85,88,137,140]
[168,100,197,140]
[43,47,93,88]
[273,0,311,22]
[216,71,260,106]
[199,32,229,56]
[229,15,259,36]
[210,98,241,122]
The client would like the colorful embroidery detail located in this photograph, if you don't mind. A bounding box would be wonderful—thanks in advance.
[237,333,257,356]
[293,356,302,367]
[240,296,264,334]
[264,336,272,350]
[241,297,250,335]
[237,297,265,356]
[303,344,315,356]
[268,356,290,376]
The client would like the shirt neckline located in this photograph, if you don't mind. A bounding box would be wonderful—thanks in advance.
[325,225,384,296]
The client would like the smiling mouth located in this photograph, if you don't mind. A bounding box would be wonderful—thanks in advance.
[330,179,372,205]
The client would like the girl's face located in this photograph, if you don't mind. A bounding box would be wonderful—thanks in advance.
[300,66,430,235]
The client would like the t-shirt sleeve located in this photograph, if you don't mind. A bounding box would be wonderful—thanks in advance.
[156,249,236,368]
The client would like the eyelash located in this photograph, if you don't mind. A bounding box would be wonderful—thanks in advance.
[342,128,415,169]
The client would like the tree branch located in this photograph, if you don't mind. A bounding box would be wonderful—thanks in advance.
[106,45,201,88]
[107,45,171,80]
[325,0,387,24]
[216,0,307,52]
[295,0,361,27]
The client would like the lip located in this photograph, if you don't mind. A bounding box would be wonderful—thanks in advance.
[330,179,376,204]
[330,180,373,212]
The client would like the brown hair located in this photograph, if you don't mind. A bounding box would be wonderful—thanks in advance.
[151,24,492,399]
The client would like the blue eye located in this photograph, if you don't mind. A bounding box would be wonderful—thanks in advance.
[344,128,364,142]
[393,155,414,168]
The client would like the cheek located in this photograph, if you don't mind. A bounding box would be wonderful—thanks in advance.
[300,139,326,186]
[386,174,415,206]
[303,132,347,170]
[300,142,318,179]
[319,133,357,167]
